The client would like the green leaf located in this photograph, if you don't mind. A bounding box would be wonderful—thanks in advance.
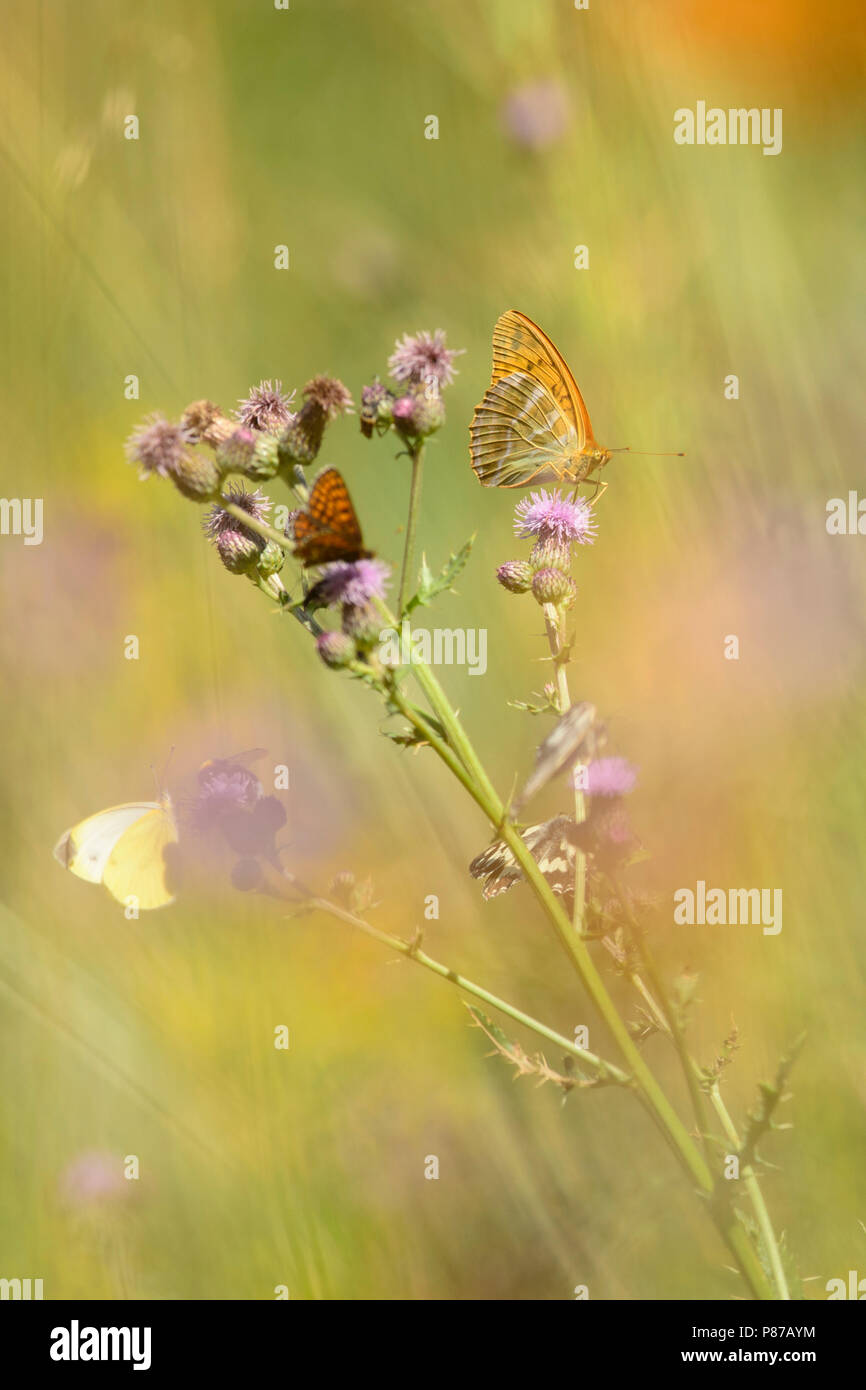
[405,535,475,614]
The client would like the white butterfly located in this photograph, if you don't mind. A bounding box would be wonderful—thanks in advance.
[53,794,178,911]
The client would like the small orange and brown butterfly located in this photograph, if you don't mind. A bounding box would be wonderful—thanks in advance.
[469,310,682,496]
[291,466,372,568]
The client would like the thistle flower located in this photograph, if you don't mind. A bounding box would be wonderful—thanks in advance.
[236,380,296,433]
[203,483,271,575]
[392,386,446,439]
[515,489,596,545]
[125,413,192,479]
[496,560,534,594]
[181,399,235,449]
[582,757,639,798]
[359,379,395,438]
[388,329,463,389]
[319,558,390,608]
[193,763,262,831]
[279,376,354,466]
[501,79,569,151]
[59,1151,128,1207]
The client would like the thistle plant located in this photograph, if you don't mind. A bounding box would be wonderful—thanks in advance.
[127,329,802,1302]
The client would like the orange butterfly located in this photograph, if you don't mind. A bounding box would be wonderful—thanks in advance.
[292,466,372,567]
[470,310,681,494]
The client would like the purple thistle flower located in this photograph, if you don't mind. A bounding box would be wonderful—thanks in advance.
[580,757,639,798]
[125,413,192,479]
[203,482,270,540]
[514,489,597,545]
[318,558,390,607]
[59,1151,128,1207]
[501,79,570,151]
[388,330,464,389]
[236,380,296,433]
[191,762,262,833]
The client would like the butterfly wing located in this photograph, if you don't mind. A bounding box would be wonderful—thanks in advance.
[470,311,594,488]
[469,816,576,899]
[293,467,368,566]
[54,797,178,910]
[54,803,163,884]
[102,796,178,910]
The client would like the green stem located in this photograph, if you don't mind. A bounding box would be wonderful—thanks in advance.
[612,897,788,1301]
[541,601,587,931]
[242,541,775,1298]
[708,1083,791,1300]
[396,442,425,616]
[374,607,773,1298]
[259,865,630,1086]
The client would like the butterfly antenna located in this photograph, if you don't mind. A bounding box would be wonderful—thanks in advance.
[152,746,176,797]
[611,447,685,457]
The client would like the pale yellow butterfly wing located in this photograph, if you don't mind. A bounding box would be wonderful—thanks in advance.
[470,310,596,488]
[54,796,178,910]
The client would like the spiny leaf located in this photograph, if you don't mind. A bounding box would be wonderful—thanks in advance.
[405,535,475,614]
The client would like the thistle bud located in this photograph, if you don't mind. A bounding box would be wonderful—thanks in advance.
[496,560,534,594]
[392,386,445,439]
[215,531,261,575]
[256,540,284,578]
[279,376,353,467]
[530,537,572,573]
[341,603,381,647]
[316,631,356,669]
[531,567,576,606]
[359,380,395,438]
[169,451,222,502]
[216,427,257,476]
[231,857,264,892]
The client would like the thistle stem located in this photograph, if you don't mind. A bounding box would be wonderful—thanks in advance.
[396,442,425,616]
[259,864,629,1086]
[541,601,587,931]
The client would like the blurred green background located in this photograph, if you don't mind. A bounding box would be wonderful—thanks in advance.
[1,0,864,1300]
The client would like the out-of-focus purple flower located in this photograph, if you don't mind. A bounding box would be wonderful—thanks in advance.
[236,380,296,433]
[318,558,390,607]
[125,413,192,479]
[388,330,464,389]
[316,631,356,669]
[501,79,570,151]
[203,483,270,540]
[191,760,263,835]
[203,483,271,574]
[514,489,596,545]
[580,757,639,798]
[59,1151,128,1207]
[359,379,395,438]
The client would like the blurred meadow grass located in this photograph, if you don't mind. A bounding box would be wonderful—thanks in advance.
[0,0,864,1298]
